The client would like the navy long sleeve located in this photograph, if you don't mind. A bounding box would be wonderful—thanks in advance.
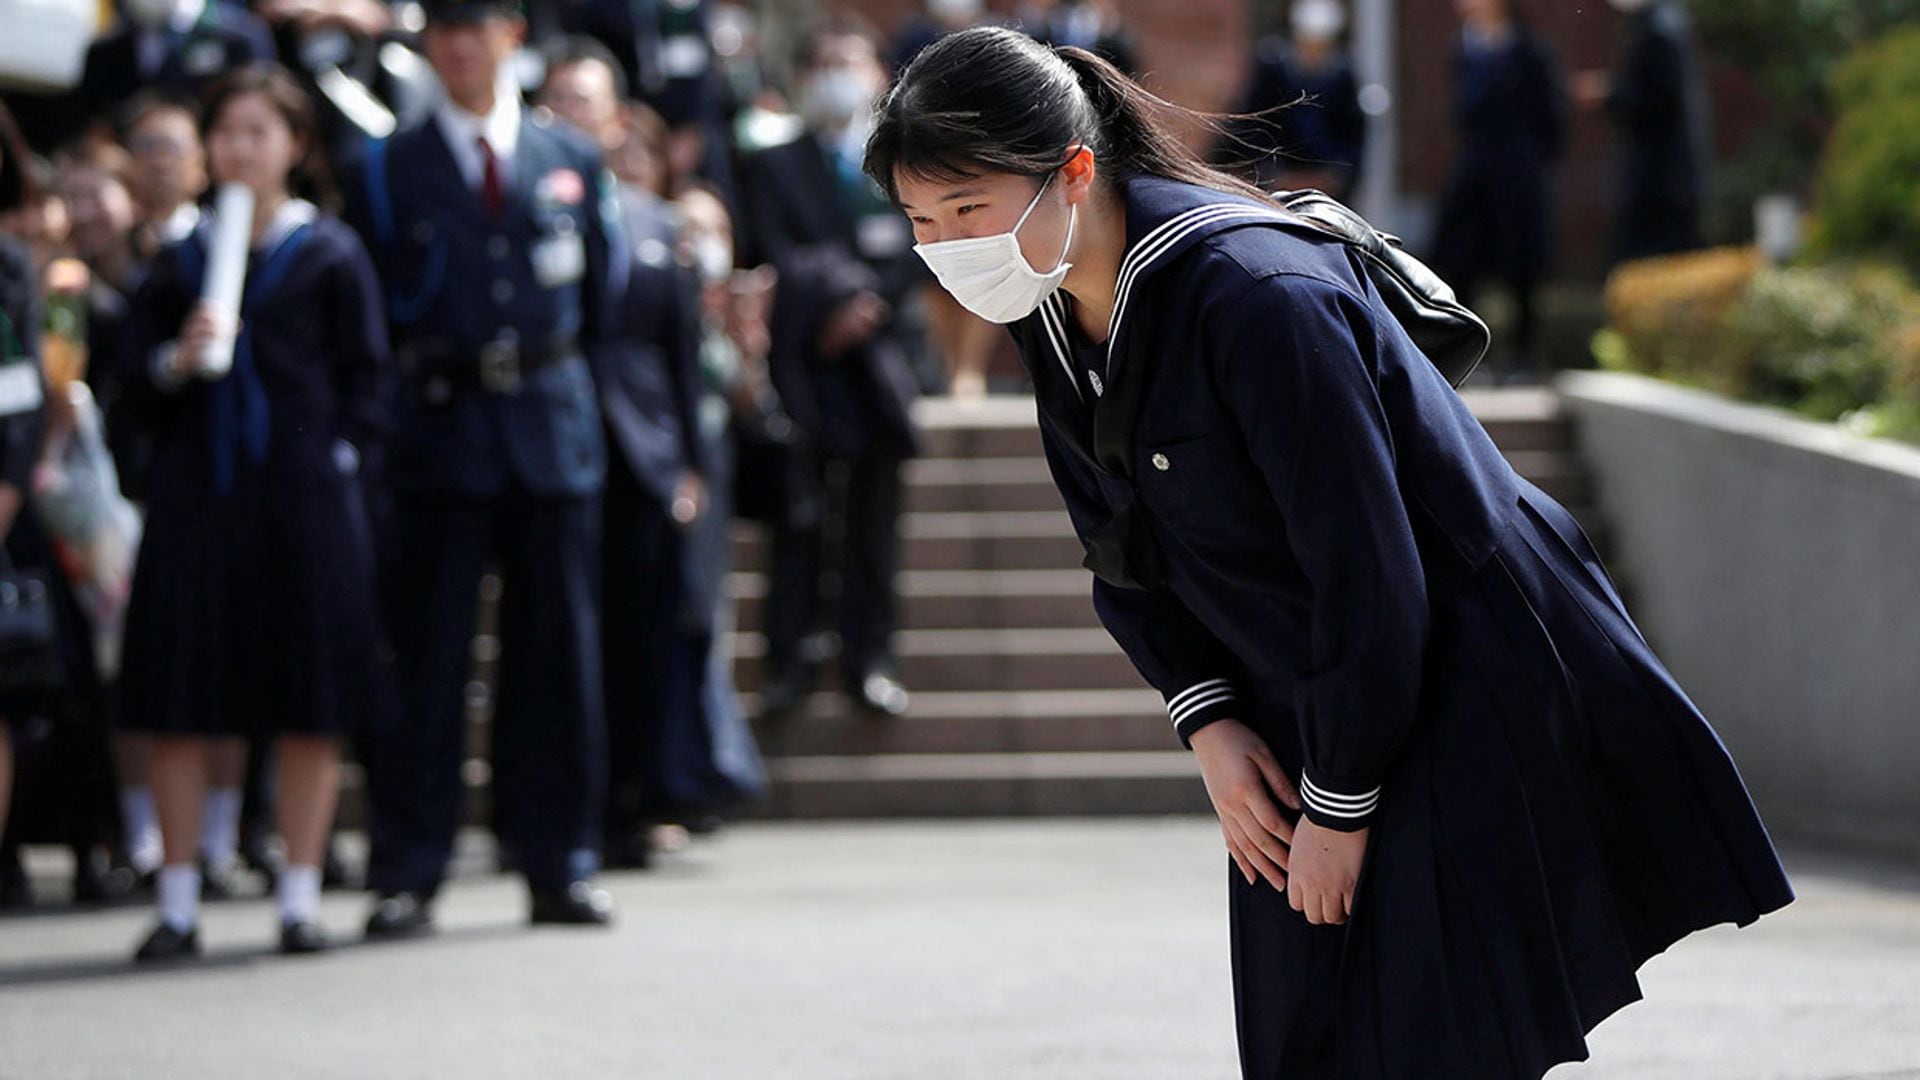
[1205,272,1430,831]
[1037,411,1248,745]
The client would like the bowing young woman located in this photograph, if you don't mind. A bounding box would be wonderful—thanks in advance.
[120,65,389,960]
[866,27,1794,1079]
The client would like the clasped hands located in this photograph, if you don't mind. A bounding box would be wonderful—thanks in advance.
[1190,719,1368,926]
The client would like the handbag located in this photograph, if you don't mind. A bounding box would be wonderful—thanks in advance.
[0,546,64,699]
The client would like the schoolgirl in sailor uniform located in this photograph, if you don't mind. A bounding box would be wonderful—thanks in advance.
[867,28,1794,1079]
[119,66,389,960]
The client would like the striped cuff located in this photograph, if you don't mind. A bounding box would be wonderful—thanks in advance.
[1299,771,1382,832]
[1166,678,1238,746]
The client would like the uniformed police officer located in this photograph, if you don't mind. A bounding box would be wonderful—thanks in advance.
[349,0,622,933]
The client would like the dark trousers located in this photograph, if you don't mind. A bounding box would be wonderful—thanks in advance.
[368,488,605,895]
[600,458,702,831]
[763,448,904,680]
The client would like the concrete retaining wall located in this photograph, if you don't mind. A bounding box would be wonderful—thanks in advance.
[1556,371,1920,860]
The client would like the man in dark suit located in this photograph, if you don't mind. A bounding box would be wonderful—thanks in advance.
[27,0,277,151]
[349,0,621,934]
[736,17,920,720]
[1573,0,1711,263]
[538,37,712,866]
[527,0,736,208]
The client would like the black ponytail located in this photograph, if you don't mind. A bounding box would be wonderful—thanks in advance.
[863,26,1271,206]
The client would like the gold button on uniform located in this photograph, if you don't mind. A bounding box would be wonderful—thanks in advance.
[1151,453,1171,472]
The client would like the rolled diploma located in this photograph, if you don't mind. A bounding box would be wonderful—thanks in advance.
[199,182,254,378]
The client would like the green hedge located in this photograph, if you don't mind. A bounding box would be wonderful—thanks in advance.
[1595,248,1920,443]
[1809,25,1920,271]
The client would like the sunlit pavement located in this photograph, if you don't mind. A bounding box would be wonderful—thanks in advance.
[2,820,1916,1079]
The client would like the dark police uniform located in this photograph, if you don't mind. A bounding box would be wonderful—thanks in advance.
[349,93,620,903]
[1008,176,1795,1079]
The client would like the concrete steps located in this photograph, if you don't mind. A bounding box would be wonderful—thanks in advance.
[740,389,1601,820]
[335,390,1601,827]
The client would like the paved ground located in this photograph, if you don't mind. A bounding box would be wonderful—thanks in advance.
[1,819,1918,1080]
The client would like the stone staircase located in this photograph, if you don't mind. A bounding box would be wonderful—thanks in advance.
[736,389,1596,819]
[335,388,1594,827]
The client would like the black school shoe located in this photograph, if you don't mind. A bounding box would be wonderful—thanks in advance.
[364,891,434,940]
[199,857,241,901]
[529,881,614,926]
[133,922,202,963]
[279,920,330,955]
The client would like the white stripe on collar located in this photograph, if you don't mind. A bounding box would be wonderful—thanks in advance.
[1035,199,1293,406]
[1107,203,1292,357]
[258,198,319,255]
[1038,295,1081,402]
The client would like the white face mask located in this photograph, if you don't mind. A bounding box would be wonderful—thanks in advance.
[913,172,1076,325]
[802,70,876,132]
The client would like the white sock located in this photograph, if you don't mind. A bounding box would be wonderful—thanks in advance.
[200,788,241,872]
[120,788,162,874]
[277,864,321,925]
[157,864,201,933]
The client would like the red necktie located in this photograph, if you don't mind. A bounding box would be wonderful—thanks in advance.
[476,136,504,218]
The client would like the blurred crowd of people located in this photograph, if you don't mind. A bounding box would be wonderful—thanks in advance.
[0,0,1706,961]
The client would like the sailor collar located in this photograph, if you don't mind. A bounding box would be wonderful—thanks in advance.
[191,197,319,261]
[1033,175,1294,401]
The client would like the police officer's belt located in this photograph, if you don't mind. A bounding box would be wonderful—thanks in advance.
[402,336,578,395]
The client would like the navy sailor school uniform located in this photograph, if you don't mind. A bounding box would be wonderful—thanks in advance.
[118,202,391,738]
[1010,176,1794,1079]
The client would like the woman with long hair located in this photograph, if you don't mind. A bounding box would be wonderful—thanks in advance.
[119,64,389,960]
[865,27,1793,1078]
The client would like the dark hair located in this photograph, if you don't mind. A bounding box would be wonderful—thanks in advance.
[199,64,338,211]
[863,26,1270,207]
[118,91,201,141]
[543,34,631,98]
[0,101,37,214]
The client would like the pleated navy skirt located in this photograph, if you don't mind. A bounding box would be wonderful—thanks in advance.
[1231,479,1796,1080]
[118,440,388,739]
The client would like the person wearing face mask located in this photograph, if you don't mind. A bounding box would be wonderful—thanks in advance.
[735,16,922,721]
[1212,0,1367,202]
[870,28,1794,1078]
[1571,0,1712,263]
